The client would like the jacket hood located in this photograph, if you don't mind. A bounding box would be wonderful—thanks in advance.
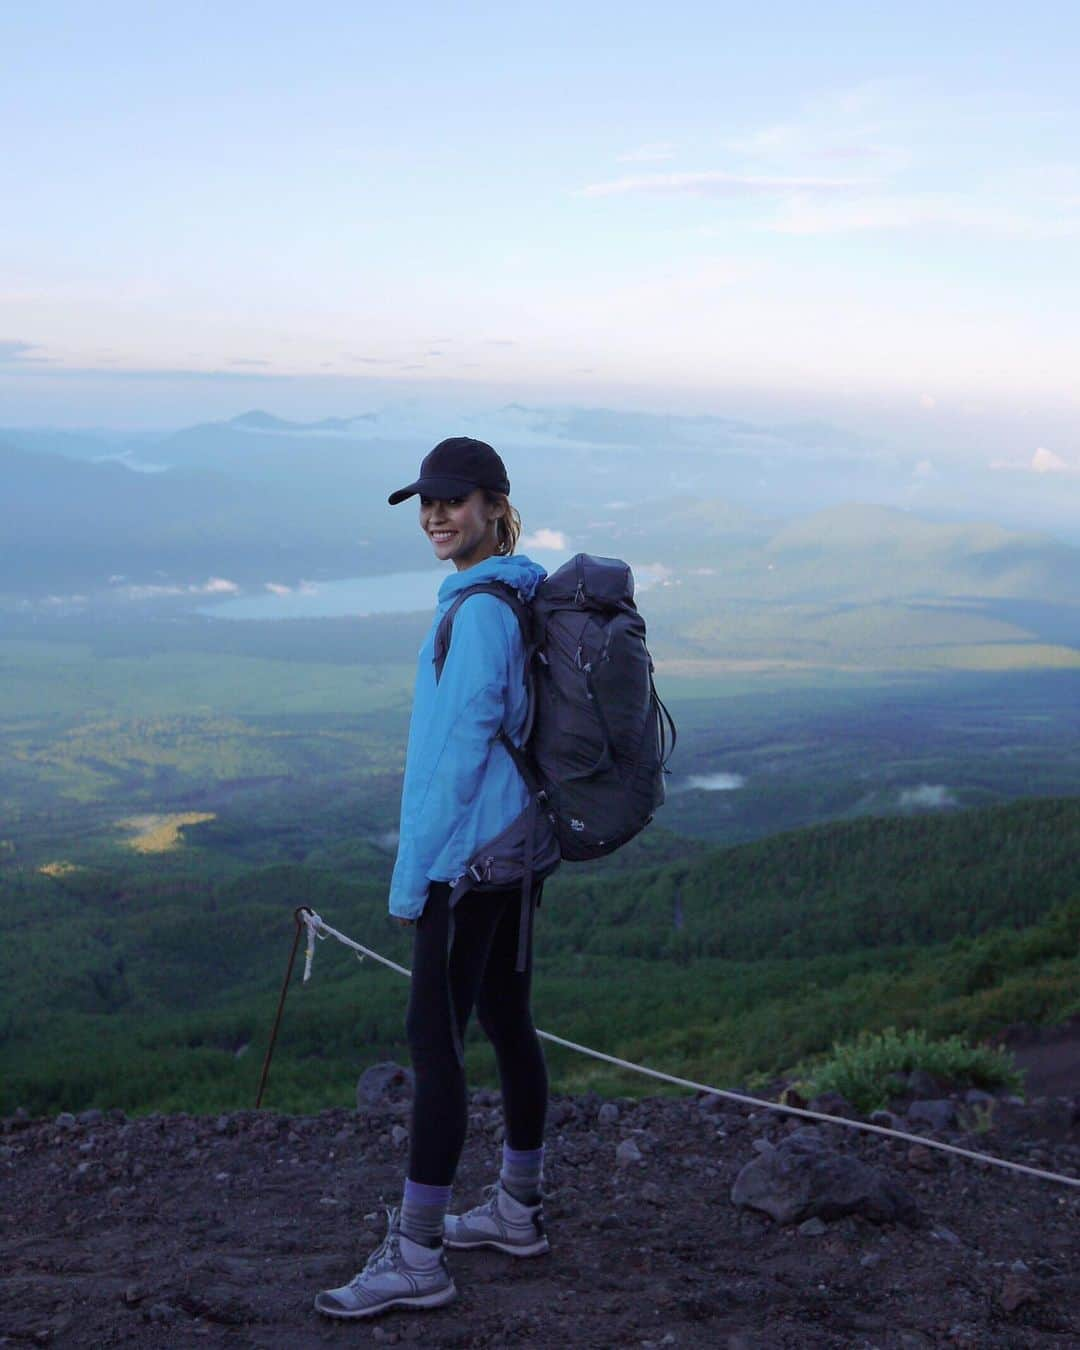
[437,552,547,608]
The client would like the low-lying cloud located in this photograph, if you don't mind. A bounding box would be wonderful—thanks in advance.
[683,772,746,792]
[521,528,568,550]
[990,448,1080,476]
[898,784,956,809]
[116,576,240,600]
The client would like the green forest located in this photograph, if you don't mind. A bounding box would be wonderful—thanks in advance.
[3,797,1077,1117]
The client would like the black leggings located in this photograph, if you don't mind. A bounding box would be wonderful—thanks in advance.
[405,880,547,1186]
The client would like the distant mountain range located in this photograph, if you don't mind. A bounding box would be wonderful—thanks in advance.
[3,431,1079,625]
[6,400,1078,544]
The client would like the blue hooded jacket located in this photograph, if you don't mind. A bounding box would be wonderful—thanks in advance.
[388,552,548,919]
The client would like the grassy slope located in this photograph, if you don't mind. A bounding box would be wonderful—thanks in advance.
[1,798,1076,1115]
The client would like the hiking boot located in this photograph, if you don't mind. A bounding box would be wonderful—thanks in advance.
[314,1210,456,1319]
[443,1182,550,1257]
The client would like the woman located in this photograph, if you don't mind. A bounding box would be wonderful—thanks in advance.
[316,437,551,1320]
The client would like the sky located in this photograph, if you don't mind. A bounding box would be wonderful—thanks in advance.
[3,1,1080,460]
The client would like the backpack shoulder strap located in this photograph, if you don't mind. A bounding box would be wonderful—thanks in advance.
[432,581,541,794]
[432,581,532,684]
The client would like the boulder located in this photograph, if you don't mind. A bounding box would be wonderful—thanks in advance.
[907,1069,944,1098]
[907,1099,957,1132]
[731,1127,919,1226]
[356,1062,415,1109]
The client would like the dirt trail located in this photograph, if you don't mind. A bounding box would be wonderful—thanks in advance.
[2,1088,1078,1349]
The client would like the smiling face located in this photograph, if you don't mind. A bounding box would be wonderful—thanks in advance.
[419,489,505,571]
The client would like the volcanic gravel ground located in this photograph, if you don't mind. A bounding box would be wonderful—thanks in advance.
[1,1089,1078,1349]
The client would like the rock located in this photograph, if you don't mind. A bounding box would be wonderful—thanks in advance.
[999,1262,1038,1313]
[964,1088,995,1106]
[597,1102,620,1126]
[798,1216,827,1236]
[55,1112,76,1131]
[731,1131,919,1226]
[783,1127,829,1150]
[698,1094,728,1116]
[356,1062,415,1108]
[870,1110,899,1129]
[549,1100,577,1127]
[390,1124,409,1148]
[616,1138,643,1167]
[906,1144,938,1172]
[907,1099,957,1131]
[76,1108,103,1126]
[640,1181,663,1205]
[179,1283,257,1326]
[907,1069,943,1098]
[806,1092,857,1120]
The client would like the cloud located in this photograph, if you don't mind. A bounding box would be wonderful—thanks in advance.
[898,784,956,809]
[769,194,1080,239]
[913,459,935,479]
[0,339,43,362]
[521,527,568,550]
[120,577,240,600]
[617,142,676,164]
[581,171,865,199]
[264,580,316,596]
[1032,447,1076,475]
[990,448,1080,476]
[683,772,746,792]
[228,358,270,368]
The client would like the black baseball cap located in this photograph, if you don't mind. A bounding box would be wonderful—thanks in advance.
[387,437,510,505]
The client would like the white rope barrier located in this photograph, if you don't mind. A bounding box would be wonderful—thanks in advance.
[297,908,1080,1192]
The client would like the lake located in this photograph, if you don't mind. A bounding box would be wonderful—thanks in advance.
[204,554,664,620]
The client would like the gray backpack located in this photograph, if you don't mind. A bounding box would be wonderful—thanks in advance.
[435,553,676,969]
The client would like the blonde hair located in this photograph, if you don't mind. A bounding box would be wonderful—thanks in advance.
[486,491,522,556]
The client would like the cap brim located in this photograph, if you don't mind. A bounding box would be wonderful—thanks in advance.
[387,475,481,505]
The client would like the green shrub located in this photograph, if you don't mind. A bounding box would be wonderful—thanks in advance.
[804,1026,1022,1113]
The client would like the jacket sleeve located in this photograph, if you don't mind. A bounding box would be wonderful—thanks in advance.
[388,595,516,919]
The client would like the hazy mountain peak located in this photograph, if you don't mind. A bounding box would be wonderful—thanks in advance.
[228,411,376,434]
